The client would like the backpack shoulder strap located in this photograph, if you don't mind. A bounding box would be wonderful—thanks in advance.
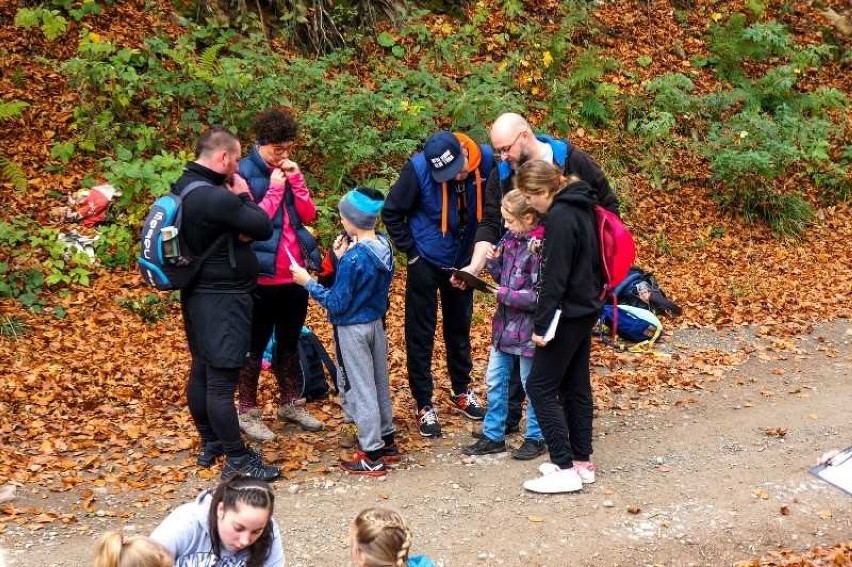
[178,180,210,198]
[306,331,337,380]
[283,183,304,229]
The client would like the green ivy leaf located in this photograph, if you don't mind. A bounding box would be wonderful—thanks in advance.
[377,32,396,48]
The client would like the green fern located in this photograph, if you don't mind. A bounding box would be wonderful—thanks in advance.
[0,100,29,120]
[0,157,27,191]
[198,44,224,78]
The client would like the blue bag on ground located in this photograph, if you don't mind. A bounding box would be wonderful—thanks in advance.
[601,304,662,344]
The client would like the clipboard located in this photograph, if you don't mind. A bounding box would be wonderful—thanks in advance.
[447,269,498,293]
[809,445,852,495]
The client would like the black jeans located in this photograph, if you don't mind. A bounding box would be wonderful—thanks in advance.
[526,313,597,468]
[181,291,253,458]
[405,258,474,410]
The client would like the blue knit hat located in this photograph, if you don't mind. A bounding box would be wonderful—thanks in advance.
[338,187,385,229]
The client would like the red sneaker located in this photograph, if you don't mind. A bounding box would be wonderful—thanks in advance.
[340,451,387,477]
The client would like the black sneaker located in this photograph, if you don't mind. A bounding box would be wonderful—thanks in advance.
[463,437,507,456]
[472,423,519,439]
[418,406,441,438]
[379,443,402,466]
[221,452,281,482]
[453,391,486,420]
[511,438,547,461]
[197,441,224,468]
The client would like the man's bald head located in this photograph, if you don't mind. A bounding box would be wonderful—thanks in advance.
[491,113,535,169]
[490,113,529,141]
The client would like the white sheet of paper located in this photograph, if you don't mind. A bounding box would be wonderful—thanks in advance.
[543,309,562,343]
[810,446,852,495]
[285,247,298,267]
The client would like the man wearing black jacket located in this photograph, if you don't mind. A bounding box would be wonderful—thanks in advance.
[176,127,279,481]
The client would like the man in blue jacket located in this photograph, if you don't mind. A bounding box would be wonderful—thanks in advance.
[382,131,493,437]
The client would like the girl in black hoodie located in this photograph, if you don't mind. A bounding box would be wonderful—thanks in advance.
[514,160,604,494]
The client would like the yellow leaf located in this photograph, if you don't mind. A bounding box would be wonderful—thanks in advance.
[711,12,723,22]
[543,51,553,68]
[527,515,544,523]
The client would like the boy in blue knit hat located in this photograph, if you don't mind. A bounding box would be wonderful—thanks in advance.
[290,187,399,475]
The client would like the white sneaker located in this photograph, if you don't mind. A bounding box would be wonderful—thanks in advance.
[576,463,596,484]
[238,409,276,442]
[523,467,583,494]
[539,462,595,484]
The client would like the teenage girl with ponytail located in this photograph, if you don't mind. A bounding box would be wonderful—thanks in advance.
[151,474,284,567]
[93,532,171,567]
[350,508,434,567]
[513,160,604,495]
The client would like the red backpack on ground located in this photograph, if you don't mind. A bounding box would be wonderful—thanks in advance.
[595,205,636,337]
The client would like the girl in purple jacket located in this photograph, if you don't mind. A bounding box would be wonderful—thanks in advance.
[463,190,546,459]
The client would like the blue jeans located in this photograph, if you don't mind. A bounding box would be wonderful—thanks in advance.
[482,348,543,442]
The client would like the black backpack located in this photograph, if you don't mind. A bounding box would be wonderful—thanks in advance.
[612,267,682,318]
[297,327,337,401]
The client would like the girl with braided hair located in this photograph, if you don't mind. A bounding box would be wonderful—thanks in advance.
[151,474,284,567]
[93,532,172,567]
[350,508,435,567]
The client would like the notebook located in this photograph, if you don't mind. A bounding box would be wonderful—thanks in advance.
[809,446,852,495]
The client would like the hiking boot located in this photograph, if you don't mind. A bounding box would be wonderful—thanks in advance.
[539,462,596,484]
[511,438,547,461]
[417,406,441,438]
[238,409,276,443]
[453,390,485,420]
[379,443,402,465]
[463,437,507,456]
[523,467,583,494]
[340,451,387,477]
[339,423,358,449]
[472,422,519,439]
[278,399,324,432]
[197,441,224,468]
[221,452,281,482]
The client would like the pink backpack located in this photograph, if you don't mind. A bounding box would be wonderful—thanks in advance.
[595,206,636,337]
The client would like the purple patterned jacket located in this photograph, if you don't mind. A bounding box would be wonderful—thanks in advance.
[486,225,544,358]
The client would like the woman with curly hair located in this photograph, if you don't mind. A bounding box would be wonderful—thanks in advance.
[233,107,324,445]
[150,474,284,567]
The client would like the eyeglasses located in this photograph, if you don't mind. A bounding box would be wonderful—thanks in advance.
[496,131,525,157]
[268,142,295,155]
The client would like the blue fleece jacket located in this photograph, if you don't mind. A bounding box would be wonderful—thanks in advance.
[304,235,394,326]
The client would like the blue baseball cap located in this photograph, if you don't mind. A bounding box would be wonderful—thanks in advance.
[423,131,465,183]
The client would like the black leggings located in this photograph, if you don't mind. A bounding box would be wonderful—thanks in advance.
[181,291,252,458]
[186,362,245,458]
[525,313,597,468]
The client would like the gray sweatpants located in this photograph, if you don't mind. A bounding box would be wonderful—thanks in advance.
[334,320,395,453]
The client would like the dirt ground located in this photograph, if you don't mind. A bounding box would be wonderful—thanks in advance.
[3,320,851,567]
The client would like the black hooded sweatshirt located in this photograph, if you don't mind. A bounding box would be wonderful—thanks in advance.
[533,180,604,335]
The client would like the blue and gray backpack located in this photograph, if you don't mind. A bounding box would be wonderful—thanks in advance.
[137,181,228,290]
